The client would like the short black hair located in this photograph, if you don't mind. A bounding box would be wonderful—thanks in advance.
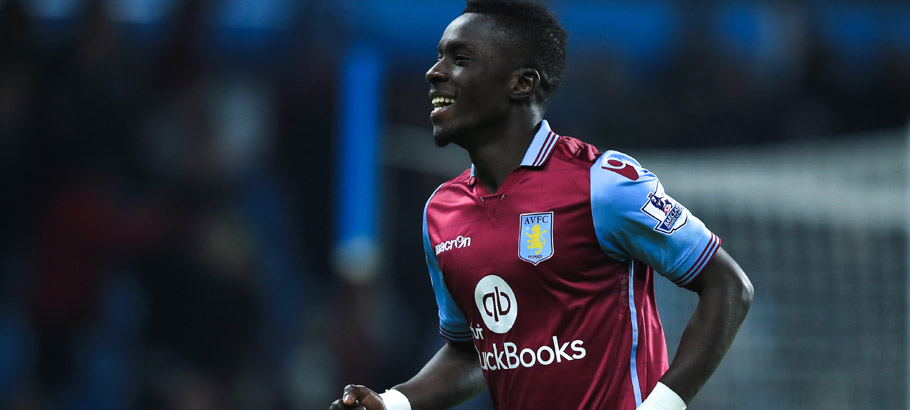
[463,0,567,107]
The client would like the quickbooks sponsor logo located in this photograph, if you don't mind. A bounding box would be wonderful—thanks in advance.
[474,275,517,334]
[477,336,586,371]
[473,276,586,371]
[435,235,471,255]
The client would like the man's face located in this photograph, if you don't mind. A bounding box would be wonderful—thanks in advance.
[426,13,515,147]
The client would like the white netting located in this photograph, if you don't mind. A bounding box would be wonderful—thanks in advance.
[646,129,909,410]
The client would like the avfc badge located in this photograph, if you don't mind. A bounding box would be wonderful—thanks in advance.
[641,182,688,234]
[519,212,554,265]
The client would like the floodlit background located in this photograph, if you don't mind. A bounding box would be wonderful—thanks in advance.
[0,0,907,409]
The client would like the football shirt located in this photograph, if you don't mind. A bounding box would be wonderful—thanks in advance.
[423,120,720,409]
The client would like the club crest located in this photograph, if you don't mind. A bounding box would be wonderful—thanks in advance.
[519,212,554,265]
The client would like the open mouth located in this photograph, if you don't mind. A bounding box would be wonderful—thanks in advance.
[431,96,455,115]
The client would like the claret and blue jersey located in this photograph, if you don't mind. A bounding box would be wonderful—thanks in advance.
[422,120,720,410]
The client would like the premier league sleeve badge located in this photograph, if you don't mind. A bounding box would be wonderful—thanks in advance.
[640,182,689,234]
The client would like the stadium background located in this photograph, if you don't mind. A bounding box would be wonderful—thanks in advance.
[0,0,907,409]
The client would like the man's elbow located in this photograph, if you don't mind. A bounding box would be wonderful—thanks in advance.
[735,272,754,311]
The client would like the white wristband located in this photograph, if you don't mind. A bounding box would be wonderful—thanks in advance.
[636,382,686,410]
[379,388,411,410]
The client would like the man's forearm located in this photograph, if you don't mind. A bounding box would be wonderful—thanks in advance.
[394,341,486,410]
[660,248,754,404]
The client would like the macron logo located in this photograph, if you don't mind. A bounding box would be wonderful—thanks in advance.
[435,235,472,255]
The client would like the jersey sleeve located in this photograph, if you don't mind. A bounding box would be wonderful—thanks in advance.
[423,186,472,342]
[590,151,721,286]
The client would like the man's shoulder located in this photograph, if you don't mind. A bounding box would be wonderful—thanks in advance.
[549,135,650,182]
[550,135,602,168]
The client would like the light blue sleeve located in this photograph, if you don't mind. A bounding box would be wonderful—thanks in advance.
[590,151,721,286]
[423,186,472,342]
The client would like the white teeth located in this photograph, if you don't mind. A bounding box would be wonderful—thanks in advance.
[431,97,456,107]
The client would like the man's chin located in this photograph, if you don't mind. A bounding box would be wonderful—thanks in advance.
[432,127,452,147]
[433,135,451,148]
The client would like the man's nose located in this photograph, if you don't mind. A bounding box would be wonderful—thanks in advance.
[426,59,448,83]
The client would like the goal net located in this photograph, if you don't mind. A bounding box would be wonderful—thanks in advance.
[647,128,909,410]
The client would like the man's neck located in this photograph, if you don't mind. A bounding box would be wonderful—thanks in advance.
[464,115,542,194]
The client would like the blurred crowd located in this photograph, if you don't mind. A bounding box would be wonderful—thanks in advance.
[0,0,334,408]
[0,0,907,409]
[554,29,910,149]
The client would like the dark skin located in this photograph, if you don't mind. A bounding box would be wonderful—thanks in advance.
[332,12,753,410]
[425,13,543,194]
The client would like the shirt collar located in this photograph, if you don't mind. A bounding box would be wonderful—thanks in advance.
[469,120,558,178]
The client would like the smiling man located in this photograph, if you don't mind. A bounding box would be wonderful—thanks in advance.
[331,1,753,409]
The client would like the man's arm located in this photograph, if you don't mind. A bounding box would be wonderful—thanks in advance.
[331,340,485,410]
[655,247,754,405]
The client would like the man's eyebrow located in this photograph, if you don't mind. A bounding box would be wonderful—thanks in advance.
[439,40,477,53]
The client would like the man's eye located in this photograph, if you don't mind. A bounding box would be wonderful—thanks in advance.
[455,55,470,64]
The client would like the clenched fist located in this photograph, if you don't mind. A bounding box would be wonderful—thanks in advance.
[330,384,386,410]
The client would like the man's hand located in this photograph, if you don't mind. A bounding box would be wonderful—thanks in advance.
[331,341,484,410]
[330,385,386,410]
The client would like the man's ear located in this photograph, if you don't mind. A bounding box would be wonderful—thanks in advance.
[510,68,540,100]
